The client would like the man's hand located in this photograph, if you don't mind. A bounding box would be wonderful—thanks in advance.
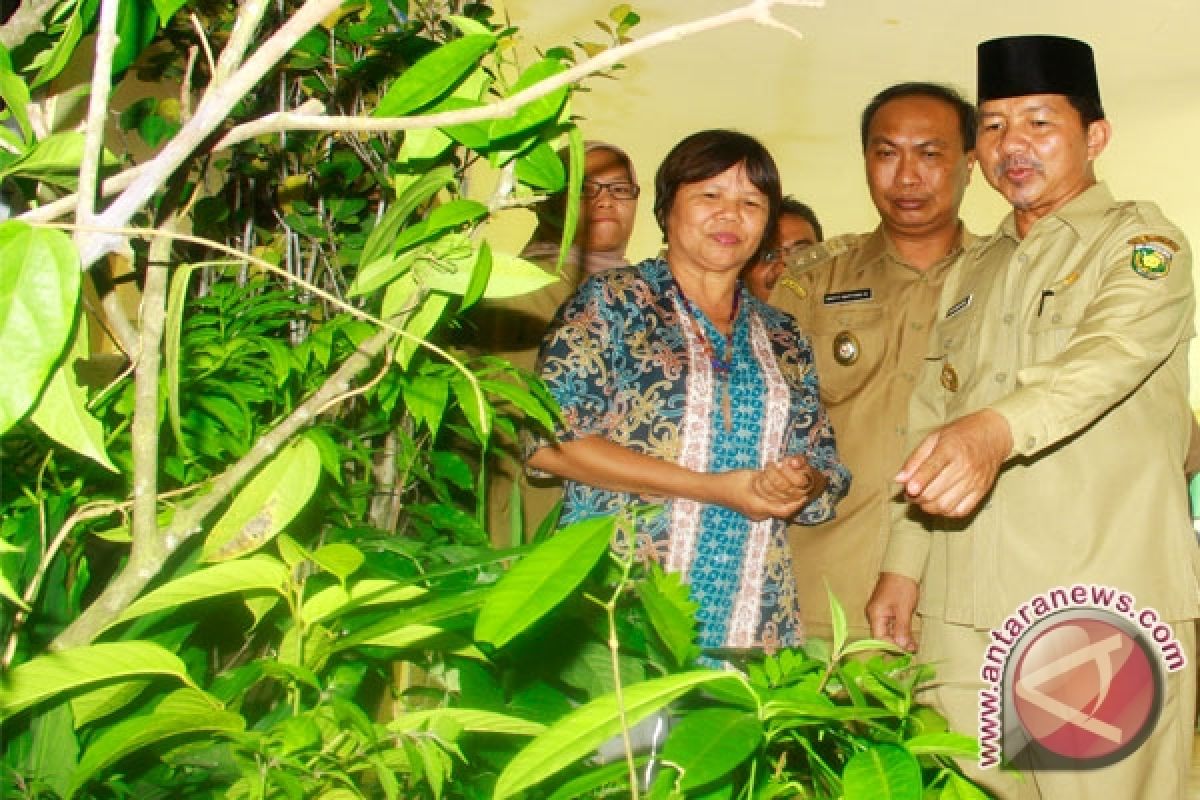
[895,409,1014,517]
[866,572,920,652]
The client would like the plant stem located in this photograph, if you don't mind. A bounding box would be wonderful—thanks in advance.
[604,527,640,799]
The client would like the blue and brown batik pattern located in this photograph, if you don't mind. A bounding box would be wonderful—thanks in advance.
[530,257,850,653]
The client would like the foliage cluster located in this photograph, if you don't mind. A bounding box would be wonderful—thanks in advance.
[0,0,991,797]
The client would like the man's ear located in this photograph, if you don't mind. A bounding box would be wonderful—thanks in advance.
[1086,119,1112,160]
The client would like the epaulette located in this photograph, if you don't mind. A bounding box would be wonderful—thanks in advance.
[781,232,860,273]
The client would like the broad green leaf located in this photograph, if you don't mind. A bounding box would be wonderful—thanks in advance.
[489,58,568,140]
[0,567,29,610]
[113,0,158,76]
[827,583,848,658]
[392,199,487,252]
[475,515,614,648]
[348,248,420,297]
[0,44,31,143]
[402,374,449,437]
[473,251,557,299]
[337,587,491,651]
[300,580,426,626]
[111,554,290,628]
[70,679,150,728]
[359,165,456,269]
[659,708,761,790]
[493,671,739,800]
[840,638,907,657]
[30,322,117,471]
[29,700,77,799]
[69,688,244,797]
[151,0,187,25]
[479,378,556,432]
[841,743,922,800]
[201,437,322,562]
[0,132,114,189]
[546,759,639,800]
[559,127,584,271]
[903,732,979,759]
[638,564,700,669]
[396,289,449,370]
[446,14,491,36]
[939,773,992,800]
[397,125,453,162]
[0,642,194,721]
[389,708,544,736]
[0,221,81,436]
[164,264,200,458]
[30,12,83,88]
[311,543,364,584]
[374,34,496,117]
[460,240,492,312]
[515,140,566,191]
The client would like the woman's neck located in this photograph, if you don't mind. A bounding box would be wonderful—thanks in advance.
[670,261,740,333]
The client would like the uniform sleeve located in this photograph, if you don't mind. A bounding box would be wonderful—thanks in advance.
[525,277,623,460]
[990,220,1194,457]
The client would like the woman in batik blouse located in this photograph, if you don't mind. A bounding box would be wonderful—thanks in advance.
[527,130,849,655]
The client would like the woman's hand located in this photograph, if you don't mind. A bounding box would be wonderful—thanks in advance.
[719,456,827,521]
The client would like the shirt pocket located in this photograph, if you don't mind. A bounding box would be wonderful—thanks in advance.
[1025,286,1087,363]
[806,304,887,405]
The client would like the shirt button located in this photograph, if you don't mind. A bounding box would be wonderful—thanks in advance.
[1003,313,1015,324]
[1018,254,1030,265]
[994,372,1007,383]
[1025,436,1037,450]
[1051,312,1062,323]
[896,426,907,436]
[903,372,915,382]
[911,322,923,331]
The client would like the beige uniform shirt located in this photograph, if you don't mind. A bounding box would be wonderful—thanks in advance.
[883,183,1200,627]
[769,227,973,638]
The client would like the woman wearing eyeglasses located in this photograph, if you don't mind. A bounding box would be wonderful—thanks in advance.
[528,130,849,655]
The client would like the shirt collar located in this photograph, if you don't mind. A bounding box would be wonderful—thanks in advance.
[872,222,973,279]
[998,181,1115,244]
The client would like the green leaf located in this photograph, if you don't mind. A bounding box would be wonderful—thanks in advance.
[311,543,364,584]
[0,132,110,190]
[939,772,992,800]
[69,688,244,797]
[393,199,487,252]
[489,58,568,140]
[110,554,290,628]
[0,567,29,611]
[0,643,194,721]
[0,221,81,436]
[493,671,739,800]
[70,680,150,728]
[201,437,322,562]
[480,378,556,431]
[359,166,456,269]
[660,708,761,790]
[29,700,77,799]
[394,288,449,369]
[559,127,585,270]
[403,374,449,437]
[474,515,614,648]
[113,0,158,76]
[374,34,496,117]
[30,322,117,471]
[477,251,558,299]
[164,263,199,458]
[460,240,492,312]
[30,12,83,88]
[516,141,566,191]
[639,563,700,669]
[840,638,907,657]
[903,732,979,759]
[0,44,31,143]
[300,580,426,627]
[151,0,187,25]
[827,583,848,658]
[397,125,454,162]
[446,14,491,36]
[389,708,544,736]
[841,743,922,800]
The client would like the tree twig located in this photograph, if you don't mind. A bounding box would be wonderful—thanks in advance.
[0,0,60,50]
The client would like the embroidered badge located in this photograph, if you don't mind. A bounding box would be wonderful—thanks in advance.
[1129,234,1177,280]
[940,363,959,392]
[823,288,872,305]
[778,277,808,299]
[945,294,973,319]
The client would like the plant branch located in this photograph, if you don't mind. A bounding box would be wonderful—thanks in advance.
[0,0,60,50]
[213,0,821,149]
[74,0,120,228]
[51,315,404,649]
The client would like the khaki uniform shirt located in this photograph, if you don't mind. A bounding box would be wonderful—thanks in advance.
[769,227,974,638]
[882,183,1200,627]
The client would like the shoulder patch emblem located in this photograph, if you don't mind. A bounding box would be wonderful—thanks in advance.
[1129,234,1177,280]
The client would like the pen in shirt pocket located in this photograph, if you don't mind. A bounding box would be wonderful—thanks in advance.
[1036,270,1081,317]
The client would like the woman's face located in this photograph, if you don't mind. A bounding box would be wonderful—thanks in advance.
[666,161,769,277]
[580,148,638,255]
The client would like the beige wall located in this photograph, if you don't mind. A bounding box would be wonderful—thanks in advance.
[494,0,1200,403]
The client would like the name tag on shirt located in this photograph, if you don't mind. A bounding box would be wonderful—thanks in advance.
[945,294,973,319]
[823,288,872,305]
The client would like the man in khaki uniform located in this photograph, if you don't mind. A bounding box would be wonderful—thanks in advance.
[769,83,976,639]
[868,35,1199,799]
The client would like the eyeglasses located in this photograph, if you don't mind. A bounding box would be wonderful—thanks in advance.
[763,240,816,263]
[581,181,640,200]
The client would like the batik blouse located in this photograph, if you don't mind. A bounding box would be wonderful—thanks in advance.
[531,257,850,653]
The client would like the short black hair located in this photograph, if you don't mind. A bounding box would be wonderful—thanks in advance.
[654,129,782,264]
[1066,94,1106,128]
[780,196,823,243]
[860,82,977,152]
